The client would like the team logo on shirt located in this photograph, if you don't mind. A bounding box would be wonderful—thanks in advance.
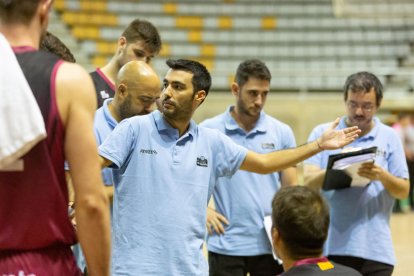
[196,156,208,167]
[140,149,158,155]
[376,148,386,158]
[100,90,110,99]
[261,143,275,149]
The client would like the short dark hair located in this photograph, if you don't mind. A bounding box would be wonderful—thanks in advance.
[40,32,76,63]
[343,71,383,106]
[166,59,212,97]
[0,0,41,25]
[272,186,330,259]
[122,19,162,55]
[235,59,271,88]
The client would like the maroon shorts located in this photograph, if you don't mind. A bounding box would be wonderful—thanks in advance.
[0,246,82,276]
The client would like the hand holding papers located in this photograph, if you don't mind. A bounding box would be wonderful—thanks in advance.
[323,146,377,190]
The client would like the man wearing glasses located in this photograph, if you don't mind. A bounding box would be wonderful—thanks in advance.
[303,72,409,276]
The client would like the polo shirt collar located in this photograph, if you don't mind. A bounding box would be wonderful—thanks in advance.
[152,110,197,139]
[224,106,267,134]
[102,98,117,129]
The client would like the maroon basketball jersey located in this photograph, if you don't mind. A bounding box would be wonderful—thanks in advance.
[0,47,77,250]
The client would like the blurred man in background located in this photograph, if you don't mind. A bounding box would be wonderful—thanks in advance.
[90,18,162,107]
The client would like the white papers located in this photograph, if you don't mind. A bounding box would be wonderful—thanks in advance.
[332,151,376,187]
[263,216,283,264]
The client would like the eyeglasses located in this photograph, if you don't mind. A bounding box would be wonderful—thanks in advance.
[346,102,375,112]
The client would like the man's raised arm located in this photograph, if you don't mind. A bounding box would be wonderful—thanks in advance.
[240,118,360,174]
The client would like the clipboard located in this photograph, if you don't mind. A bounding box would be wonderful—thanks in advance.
[322,146,377,190]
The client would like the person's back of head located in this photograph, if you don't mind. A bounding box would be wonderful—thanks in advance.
[272,186,329,260]
[40,32,76,62]
[235,59,271,88]
[0,0,41,25]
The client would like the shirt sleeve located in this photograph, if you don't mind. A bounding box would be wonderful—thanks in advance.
[281,125,297,149]
[99,119,136,169]
[213,130,248,177]
[387,130,409,179]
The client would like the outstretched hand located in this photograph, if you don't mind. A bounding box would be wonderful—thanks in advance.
[317,118,361,150]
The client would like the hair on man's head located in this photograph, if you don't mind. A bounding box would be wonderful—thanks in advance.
[0,0,42,25]
[235,59,271,88]
[40,32,76,63]
[343,71,383,106]
[121,19,162,55]
[272,186,330,259]
[166,59,212,97]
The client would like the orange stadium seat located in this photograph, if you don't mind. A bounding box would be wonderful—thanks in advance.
[53,0,414,91]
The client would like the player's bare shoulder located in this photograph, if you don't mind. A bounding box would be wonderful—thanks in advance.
[55,62,97,124]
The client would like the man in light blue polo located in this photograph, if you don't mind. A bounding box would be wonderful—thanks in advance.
[201,59,296,276]
[99,59,361,276]
[304,72,409,276]
[73,60,160,272]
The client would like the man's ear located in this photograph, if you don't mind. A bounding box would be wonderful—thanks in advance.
[118,83,128,97]
[272,227,279,245]
[39,0,52,28]
[377,99,382,108]
[231,82,239,97]
[117,37,127,54]
[195,90,206,103]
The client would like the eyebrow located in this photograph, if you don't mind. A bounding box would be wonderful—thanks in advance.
[349,100,373,104]
[139,95,159,99]
[163,79,186,87]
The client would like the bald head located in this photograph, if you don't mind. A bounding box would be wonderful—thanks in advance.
[116,60,159,88]
[112,61,161,121]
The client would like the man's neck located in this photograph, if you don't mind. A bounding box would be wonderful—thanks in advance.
[283,255,325,271]
[231,106,259,132]
[108,101,121,123]
[99,59,119,86]
[164,116,191,137]
[0,24,40,49]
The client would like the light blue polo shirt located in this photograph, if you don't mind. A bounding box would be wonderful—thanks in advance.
[201,106,296,256]
[99,110,248,276]
[305,116,408,266]
[94,98,117,186]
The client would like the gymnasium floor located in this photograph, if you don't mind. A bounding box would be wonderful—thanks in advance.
[391,211,414,275]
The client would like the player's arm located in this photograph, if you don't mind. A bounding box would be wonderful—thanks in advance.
[280,166,297,187]
[104,186,114,202]
[303,164,326,190]
[359,163,409,199]
[100,156,113,168]
[206,207,229,235]
[56,62,111,276]
[240,118,360,174]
